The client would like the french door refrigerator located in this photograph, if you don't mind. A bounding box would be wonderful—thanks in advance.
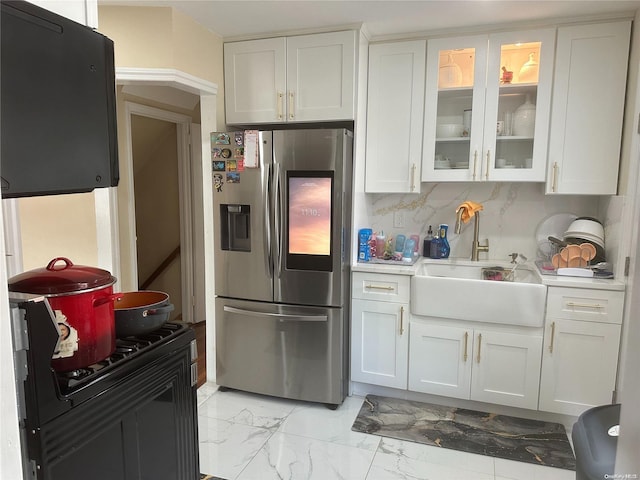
[212,128,352,408]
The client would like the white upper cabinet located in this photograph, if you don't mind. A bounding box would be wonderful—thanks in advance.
[224,31,356,124]
[422,29,555,182]
[365,40,426,193]
[546,21,631,195]
[224,38,287,124]
[286,32,356,122]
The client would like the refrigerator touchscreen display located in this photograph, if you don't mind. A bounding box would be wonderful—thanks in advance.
[287,172,333,271]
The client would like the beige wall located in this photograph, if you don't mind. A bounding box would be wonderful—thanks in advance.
[98,7,224,290]
[98,6,225,129]
[18,193,98,271]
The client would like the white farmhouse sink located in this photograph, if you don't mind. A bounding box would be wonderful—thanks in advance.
[411,260,547,327]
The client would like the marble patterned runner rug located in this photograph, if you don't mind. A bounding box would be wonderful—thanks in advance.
[351,395,575,470]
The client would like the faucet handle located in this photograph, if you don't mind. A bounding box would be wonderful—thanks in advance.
[510,253,527,264]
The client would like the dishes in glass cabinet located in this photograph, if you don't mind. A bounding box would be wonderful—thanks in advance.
[434,154,450,169]
[513,94,536,137]
[438,53,463,88]
[518,52,539,83]
[436,123,464,138]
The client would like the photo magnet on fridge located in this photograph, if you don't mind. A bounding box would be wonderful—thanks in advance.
[212,160,225,171]
[213,173,224,192]
[214,133,230,145]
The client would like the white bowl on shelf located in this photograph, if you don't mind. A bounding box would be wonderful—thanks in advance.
[436,124,464,138]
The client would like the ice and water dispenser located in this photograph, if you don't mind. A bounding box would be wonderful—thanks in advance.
[220,204,251,251]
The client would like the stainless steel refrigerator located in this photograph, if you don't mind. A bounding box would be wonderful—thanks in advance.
[212,128,352,408]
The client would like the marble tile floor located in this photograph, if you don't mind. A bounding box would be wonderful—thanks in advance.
[197,383,576,480]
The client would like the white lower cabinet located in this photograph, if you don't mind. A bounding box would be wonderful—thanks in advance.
[408,323,471,398]
[351,272,410,389]
[538,286,624,416]
[352,275,624,416]
[409,320,542,410]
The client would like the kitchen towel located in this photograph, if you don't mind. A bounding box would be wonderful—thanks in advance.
[456,201,483,223]
[351,395,575,470]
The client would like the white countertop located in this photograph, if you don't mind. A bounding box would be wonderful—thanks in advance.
[353,256,626,291]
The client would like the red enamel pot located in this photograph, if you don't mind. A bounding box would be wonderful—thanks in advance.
[8,257,121,372]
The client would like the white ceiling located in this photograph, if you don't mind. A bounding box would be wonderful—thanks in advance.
[98,0,640,40]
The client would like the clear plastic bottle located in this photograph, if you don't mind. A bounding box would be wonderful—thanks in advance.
[402,238,416,261]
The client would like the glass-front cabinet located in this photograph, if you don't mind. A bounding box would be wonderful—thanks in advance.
[422,29,555,182]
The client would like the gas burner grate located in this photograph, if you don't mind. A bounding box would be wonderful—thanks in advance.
[56,322,187,391]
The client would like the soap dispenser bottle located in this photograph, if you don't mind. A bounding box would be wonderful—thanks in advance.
[423,225,433,257]
[430,231,441,259]
[439,224,450,258]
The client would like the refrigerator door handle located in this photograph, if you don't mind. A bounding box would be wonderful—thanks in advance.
[264,163,273,278]
[273,162,284,277]
[223,306,328,322]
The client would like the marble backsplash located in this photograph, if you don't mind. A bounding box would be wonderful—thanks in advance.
[361,182,604,263]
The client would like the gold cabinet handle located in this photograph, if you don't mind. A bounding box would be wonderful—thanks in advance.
[463,331,469,362]
[400,306,405,335]
[472,150,478,180]
[552,162,558,192]
[485,150,490,180]
[364,284,394,291]
[289,91,295,120]
[566,302,604,309]
[277,92,284,119]
[410,163,416,192]
[476,333,482,363]
[549,321,556,353]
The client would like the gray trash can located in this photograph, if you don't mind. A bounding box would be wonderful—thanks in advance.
[572,404,621,480]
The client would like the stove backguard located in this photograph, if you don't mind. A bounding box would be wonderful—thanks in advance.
[10,295,200,480]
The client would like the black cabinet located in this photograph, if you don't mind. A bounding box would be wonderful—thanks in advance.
[0,0,118,198]
[37,348,199,480]
[12,298,199,480]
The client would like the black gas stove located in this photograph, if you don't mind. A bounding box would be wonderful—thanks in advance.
[10,294,200,480]
[56,323,189,392]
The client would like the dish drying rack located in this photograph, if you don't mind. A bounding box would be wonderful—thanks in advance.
[537,239,613,278]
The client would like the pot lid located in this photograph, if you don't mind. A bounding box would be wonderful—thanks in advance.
[8,257,116,295]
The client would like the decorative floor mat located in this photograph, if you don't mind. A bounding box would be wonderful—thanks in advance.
[352,395,575,470]
[200,474,226,480]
